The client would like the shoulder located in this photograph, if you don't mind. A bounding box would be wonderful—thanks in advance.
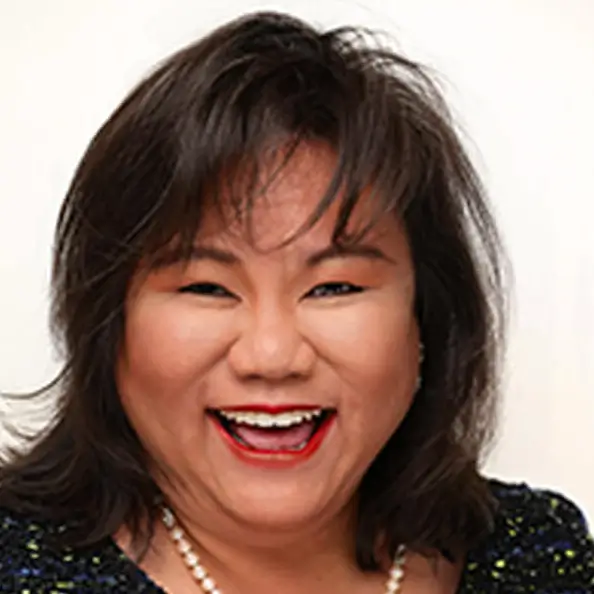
[0,506,140,592]
[464,480,594,591]
[0,505,56,558]
[0,506,77,590]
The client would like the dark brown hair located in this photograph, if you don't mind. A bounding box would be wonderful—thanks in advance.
[0,11,507,569]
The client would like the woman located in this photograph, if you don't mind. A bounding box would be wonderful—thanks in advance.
[0,10,592,594]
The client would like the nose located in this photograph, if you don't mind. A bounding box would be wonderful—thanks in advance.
[227,301,315,381]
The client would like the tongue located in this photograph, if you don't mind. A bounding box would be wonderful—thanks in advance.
[232,420,315,451]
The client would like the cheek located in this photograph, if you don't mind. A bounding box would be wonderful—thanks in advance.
[303,296,418,439]
[117,295,235,396]
[303,296,418,381]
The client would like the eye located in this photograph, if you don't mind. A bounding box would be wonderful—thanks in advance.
[178,283,236,298]
[306,282,365,299]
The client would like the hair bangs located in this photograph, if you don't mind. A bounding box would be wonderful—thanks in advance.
[139,29,432,268]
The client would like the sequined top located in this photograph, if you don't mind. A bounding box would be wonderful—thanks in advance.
[0,481,592,592]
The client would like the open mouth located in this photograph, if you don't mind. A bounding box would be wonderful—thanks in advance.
[208,407,336,454]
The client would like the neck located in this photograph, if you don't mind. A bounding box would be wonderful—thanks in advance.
[158,487,371,593]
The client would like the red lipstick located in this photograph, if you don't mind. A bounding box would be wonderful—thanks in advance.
[209,409,336,469]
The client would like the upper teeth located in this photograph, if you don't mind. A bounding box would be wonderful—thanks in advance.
[218,409,323,428]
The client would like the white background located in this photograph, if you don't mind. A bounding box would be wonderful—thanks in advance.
[0,1,592,519]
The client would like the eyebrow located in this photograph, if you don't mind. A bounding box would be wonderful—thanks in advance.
[152,246,239,269]
[304,243,396,267]
[155,242,395,268]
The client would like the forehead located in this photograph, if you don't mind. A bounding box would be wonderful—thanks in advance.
[199,142,397,252]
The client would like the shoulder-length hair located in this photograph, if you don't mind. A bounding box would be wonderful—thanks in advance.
[0,11,507,568]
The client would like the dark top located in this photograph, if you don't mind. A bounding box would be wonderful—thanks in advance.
[0,481,592,592]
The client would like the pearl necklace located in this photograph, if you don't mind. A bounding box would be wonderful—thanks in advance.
[161,505,406,593]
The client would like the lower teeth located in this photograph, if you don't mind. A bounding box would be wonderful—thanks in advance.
[288,440,308,451]
[231,434,309,452]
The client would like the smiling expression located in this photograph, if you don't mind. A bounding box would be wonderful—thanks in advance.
[116,142,421,530]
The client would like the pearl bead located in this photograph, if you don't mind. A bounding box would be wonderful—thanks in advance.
[390,566,404,579]
[192,565,207,580]
[162,508,175,528]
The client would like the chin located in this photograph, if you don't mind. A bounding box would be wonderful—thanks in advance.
[219,479,340,532]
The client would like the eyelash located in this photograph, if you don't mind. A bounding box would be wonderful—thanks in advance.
[305,282,365,298]
[178,282,365,299]
[178,283,235,298]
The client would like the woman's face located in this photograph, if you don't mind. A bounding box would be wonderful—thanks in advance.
[117,143,420,531]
